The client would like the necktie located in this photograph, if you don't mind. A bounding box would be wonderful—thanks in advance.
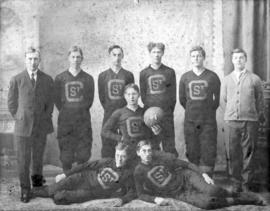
[31,73,36,87]
[238,71,244,81]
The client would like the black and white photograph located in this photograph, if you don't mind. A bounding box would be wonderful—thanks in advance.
[0,0,269,210]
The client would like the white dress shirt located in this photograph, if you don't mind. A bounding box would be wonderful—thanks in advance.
[233,69,247,82]
[27,69,38,81]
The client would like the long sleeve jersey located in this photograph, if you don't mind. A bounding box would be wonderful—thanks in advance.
[65,158,136,204]
[54,70,94,117]
[220,70,264,121]
[101,106,153,144]
[134,153,202,203]
[140,64,176,113]
[98,68,134,113]
[179,69,221,123]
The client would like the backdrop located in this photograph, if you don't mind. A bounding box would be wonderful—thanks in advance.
[223,0,270,79]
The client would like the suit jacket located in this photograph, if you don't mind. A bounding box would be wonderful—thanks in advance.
[8,70,54,137]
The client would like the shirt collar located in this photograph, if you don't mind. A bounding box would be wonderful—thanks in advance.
[150,63,162,70]
[233,68,247,75]
[192,67,205,76]
[69,67,81,77]
[27,69,38,78]
[110,66,122,74]
[233,68,246,78]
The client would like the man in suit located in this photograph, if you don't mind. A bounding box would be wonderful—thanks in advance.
[8,47,54,203]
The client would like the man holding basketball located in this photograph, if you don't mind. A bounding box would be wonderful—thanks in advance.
[102,83,161,159]
[140,42,178,157]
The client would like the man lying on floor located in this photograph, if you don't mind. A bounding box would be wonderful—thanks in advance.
[134,140,265,210]
[33,142,135,206]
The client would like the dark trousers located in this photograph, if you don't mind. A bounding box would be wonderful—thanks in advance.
[58,121,92,173]
[184,121,217,176]
[101,110,117,158]
[15,133,47,191]
[226,121,258,186]
[177,169,260,209]
[47,172,98,205]
[155,113,178,157]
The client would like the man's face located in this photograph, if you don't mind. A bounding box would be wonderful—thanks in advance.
[68,51,83,68]
[190,50,204,68]
[115,149,128,168]
[232,52,246,70]
[25,52,40,72]
[149,47,164,65]
[110,48,123,66]
[137,144,153,164]
[124,88,139,106]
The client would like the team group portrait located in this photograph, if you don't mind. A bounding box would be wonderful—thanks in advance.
[0,0,270,210]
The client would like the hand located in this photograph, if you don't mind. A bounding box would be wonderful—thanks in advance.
[151,124,162,135]
[112,198,123,207]
[55,173,66,183]
[202,173,214,185]
[154,197,170,206]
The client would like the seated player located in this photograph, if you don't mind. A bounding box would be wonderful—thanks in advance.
[32,143,136,206]
[101,83,161,159]
[134,140,265,210]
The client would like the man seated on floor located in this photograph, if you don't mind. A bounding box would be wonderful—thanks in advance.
[33,142,136,206]
[134,140,265,210]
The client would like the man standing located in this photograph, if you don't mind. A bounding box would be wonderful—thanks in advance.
[98,45,134,158]
[220,48,265,192]
[54,46,94,174]
[8,47,54,202]
[179,46,220,177]
[140,42,178,157]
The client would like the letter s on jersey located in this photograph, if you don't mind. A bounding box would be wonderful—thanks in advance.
[188,80,208,100]
[148,74,166,94]
[147,165,172,188]
[108,79,125,100]
[65,81,84,102]
[97,167,120,189]
[126,116,143,138]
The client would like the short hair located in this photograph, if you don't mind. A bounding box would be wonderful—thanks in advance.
[190,46,206,58]
[147,42,165,52]
[68,46,83,58]
[231,48,247,59]
[108,45,124,55]
[115,142,131,154]
[25,47,40,57]
[124,83,140,94]
[136,140,152,152]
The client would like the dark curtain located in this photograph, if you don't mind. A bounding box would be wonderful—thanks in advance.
[222,0,270,80]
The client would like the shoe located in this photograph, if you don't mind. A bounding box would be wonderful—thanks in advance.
[241,184,250,192]
[238,192,267,206]
[32,185,49,197]
[31,175,46,187]
[20,190,31,203]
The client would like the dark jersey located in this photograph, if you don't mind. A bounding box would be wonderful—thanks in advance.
[98,68,134,113]
[134,153,202,203]
[140,64,176,113]
[101,106,153,144]
[65,158,135,204]
[54,70,94,121]
[179,69,221,123]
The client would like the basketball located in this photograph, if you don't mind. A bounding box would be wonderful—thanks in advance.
[144,107,164,128]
